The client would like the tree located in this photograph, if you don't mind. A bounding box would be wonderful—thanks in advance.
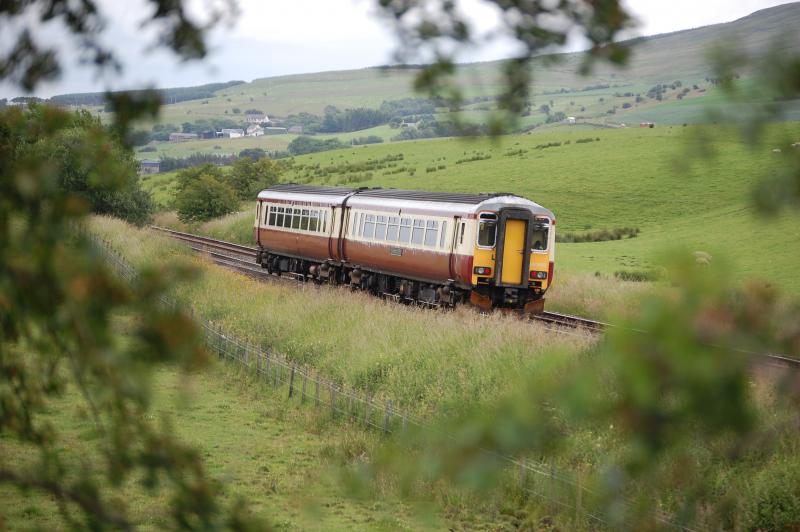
[176,173,238,222]
[239,148,267,160]
[0,2,259,528]
[229,157,281,200]
[19,106,154,226]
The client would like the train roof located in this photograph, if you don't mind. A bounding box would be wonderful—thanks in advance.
[258,184,554,218]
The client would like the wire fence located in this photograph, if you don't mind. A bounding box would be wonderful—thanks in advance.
[93,233,694,531]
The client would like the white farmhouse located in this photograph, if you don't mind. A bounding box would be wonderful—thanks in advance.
[219,128,245,139]
[245,111,268,124]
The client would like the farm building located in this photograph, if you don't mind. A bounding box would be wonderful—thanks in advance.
[245,112,268,123]
[199,130,216,139]
[169,132,199,142]
[219,128,245,138]
[138,159,160,175]
[246,125,264,137]
[264,126,288,135]
[640,122,655,128]
[288,125,303,134]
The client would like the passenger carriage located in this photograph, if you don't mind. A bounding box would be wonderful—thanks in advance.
[254,184,555,312]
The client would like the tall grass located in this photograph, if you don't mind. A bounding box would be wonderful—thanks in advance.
[90,216,594,416]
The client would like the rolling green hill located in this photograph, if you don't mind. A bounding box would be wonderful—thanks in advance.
[149,3,800,122]
[122,2,800,160]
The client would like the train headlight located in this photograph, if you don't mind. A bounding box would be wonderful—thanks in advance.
[473,266,492,275]
[531,271,548,279]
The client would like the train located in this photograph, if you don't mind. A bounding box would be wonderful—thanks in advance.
[253,184,555,312]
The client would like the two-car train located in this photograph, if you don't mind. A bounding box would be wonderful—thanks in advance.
[253,184,555,312]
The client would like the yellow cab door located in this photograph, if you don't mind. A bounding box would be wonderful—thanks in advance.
[501,219,527,284]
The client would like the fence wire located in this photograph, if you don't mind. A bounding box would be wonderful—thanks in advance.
[92,233,695,531]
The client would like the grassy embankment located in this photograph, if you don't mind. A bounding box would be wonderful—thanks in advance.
[149,123,800,298]
[92,217,595,416]
[0,363,430,530]
[70,215,800,531]
[2,219,593,530]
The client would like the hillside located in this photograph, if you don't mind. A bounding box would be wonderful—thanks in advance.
[147,122,800,294]
[148,3,800,120]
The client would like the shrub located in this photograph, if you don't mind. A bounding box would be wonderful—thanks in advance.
[557,227,639,243]
[229,157,280,199]
[351,135,384,145]
[743,460,800,531]
[175,173,237,222]
[613,270,659,282]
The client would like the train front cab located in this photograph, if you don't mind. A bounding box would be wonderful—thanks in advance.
[469,209,554,312]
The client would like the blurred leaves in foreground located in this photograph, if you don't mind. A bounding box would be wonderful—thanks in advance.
[0,104,262,529]
[363,254,800,529]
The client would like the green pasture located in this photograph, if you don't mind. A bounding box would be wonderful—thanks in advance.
[145,122,800,293]
[0,361,452,529]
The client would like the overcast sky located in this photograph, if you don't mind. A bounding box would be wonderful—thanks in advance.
[1,0,794,99]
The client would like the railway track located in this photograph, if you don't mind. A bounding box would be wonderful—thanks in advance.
[151,226,800,370]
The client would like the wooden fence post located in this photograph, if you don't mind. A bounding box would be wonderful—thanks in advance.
[575,467,582,525]
[266,350,272,381]
[301,369,307,404]
[383,400,392,434]
[347,391,354,420]
[364,394,372,428]
[330,384,337,417]
[288,364,296,398]
[315,374,320,406]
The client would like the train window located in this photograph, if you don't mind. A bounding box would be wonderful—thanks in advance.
[411,219,425,245]
[375,215,387,240]
[363,214,375,239]
[459,222,465,244]
[284,208,293,228]
[276,207,286,228]
[268,206,276,226]
[300,209,310,231]
[531,219,549,251]
[439,221,447,248]
[386,217,399,241]
[424,220,438,247]
[321,211,327,233]
[291,208,301,229]
[477,213,497,248]
[309,211,319,232]
[398,218,411,243]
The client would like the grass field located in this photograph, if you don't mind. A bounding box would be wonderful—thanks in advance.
[0,363,432,530]
[69,215,800,531]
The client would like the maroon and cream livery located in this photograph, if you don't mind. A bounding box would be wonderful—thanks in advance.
[254,184,555,311]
